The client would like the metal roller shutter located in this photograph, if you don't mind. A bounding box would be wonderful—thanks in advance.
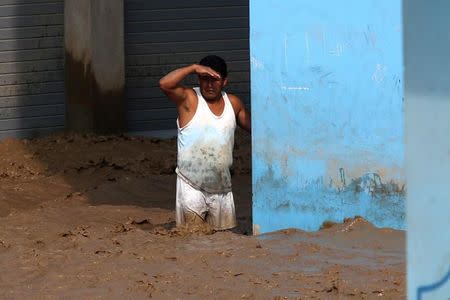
[125,0,250,133]
[0,0,65,139]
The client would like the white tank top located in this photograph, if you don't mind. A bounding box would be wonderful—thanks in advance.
[176,87,236,193]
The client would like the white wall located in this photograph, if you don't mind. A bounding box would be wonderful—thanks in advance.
[404,0,450,299]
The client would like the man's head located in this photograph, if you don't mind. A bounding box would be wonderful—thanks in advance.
[198,55,228,101]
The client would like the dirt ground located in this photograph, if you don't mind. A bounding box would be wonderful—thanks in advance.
[0,130,405,299]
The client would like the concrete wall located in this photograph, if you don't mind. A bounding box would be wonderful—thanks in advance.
[404,1,450,299]
[65,0,125,133]
[251,0,404,233]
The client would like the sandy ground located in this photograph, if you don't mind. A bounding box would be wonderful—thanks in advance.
[0,130,405,299]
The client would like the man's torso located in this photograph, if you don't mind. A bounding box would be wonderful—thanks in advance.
[176,87,236,193]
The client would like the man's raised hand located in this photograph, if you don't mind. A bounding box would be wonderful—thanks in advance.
[193,64,221,79]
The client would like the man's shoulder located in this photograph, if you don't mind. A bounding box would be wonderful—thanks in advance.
[184,87,198,102]
[175,87,198,113]
[226,93,241,105]
[187,87,198,96]
[226,93,243,111]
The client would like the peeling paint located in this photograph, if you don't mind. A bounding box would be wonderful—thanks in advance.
[304,32,310,63]
[345,172,405,196]
[371,63,386,83]
[250,56,265,70]
[281,86,310,91]
[253,165,405,232]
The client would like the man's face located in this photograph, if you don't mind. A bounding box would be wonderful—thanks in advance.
[198,74,227,101]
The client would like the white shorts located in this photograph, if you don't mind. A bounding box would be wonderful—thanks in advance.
[176,176,236,230]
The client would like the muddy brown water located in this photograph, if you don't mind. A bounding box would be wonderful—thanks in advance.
[0,131,405,299]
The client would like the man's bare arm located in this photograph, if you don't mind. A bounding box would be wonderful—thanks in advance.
[229,94,251,132]
[159,64,220,106]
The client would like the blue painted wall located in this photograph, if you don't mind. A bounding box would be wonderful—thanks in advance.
[250,0,404,233]
[404,1,450,299]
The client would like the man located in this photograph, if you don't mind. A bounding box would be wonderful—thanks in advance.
[159,55,251,231]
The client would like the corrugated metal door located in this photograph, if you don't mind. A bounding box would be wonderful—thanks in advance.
[0,0,65,139]
[125,0,250,133]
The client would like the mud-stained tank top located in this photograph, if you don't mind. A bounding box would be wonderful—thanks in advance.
[176,87,236,193]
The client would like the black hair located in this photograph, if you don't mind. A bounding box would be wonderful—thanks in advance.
[199,55,228,78]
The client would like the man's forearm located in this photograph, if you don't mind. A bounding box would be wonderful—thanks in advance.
[159,64,197,91]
